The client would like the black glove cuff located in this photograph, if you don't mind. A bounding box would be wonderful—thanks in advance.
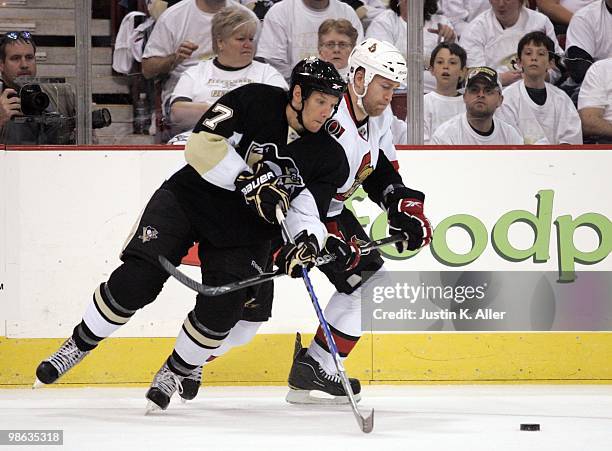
[382,184,425,210]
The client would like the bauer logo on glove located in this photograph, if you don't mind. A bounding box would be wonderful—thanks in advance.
[238,170,276,196]
[235,161,290,224]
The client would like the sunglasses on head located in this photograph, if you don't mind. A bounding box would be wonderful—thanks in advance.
[2,31,32,43]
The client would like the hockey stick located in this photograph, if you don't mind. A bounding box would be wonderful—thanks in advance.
[276,206,374,433]
[158,233,406,297]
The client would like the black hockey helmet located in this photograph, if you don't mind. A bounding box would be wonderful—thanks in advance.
[289,57,347,101]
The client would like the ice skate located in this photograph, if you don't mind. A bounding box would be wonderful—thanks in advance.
[33,337,90,388]
[179,365,202,403]
[145,362,184,413]
[286,333,361,405]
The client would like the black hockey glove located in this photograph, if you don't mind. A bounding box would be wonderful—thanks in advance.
[384,186,433,252]
[275,231,319,278]
[322,234,363,273]
[234,161,290,224]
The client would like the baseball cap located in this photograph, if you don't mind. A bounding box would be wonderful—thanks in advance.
[466,66,501,90]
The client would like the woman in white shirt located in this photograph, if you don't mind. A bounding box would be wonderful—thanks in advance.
[168,6,287,142]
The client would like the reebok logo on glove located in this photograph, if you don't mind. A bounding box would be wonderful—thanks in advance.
[402,200,422,208]
[239,171,276,196]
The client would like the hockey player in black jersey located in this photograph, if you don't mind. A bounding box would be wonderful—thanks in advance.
[170,40,434,406]
[33,58,353,411]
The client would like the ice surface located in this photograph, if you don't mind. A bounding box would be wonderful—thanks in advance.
[1,385,611,451]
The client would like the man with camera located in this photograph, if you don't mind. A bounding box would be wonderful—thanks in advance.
[0,31,96,144]
[0,31,36,132]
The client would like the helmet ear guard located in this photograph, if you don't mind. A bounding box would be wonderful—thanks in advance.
[348,38,407,110]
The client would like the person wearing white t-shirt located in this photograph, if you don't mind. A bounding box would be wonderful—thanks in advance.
[366,0,456,94]
[497,31,582,144]
[255,0,364,81]
[437,0,490,37]
[431,66,524,144]
[167,7,287,142]
[459,0,562,87]
[317,18,359,81]
[565,0,612,83]
[536,0,596,34]
[141,0,257,115]
[577,58,612,142]
[424,42,467,143]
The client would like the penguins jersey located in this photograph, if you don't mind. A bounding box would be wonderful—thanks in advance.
[162,83,349,247]
[323,93,404,218]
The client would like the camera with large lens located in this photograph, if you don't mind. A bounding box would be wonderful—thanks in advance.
[2,77,112,144]
[15,82,50,115]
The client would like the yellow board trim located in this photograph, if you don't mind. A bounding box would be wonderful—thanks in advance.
[2,333,612,387]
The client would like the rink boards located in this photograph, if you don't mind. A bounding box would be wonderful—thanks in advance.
[0,145,611,386]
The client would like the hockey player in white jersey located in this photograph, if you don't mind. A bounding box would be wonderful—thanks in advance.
[285,38,433,404]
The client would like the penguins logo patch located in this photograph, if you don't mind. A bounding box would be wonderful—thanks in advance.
[245,142,305,191]
[138,226,158,243]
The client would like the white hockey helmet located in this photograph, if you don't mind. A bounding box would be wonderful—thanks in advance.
[348,38,407,93]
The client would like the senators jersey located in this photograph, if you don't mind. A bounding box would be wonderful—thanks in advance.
[323,93,404,218]
[162,83,349,247]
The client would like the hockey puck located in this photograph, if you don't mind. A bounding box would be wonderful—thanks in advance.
[520,423,540,431]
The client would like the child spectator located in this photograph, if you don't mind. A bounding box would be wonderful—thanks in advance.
[497,31,582,144]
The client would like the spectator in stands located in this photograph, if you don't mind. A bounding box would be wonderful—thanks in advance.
[424,42,467,143]
[431,66,524,144]
[535,0,597,35]
[0,31,77,144]
[366,0,456,93]
[564,0,612,84]
[317,19,359,80]
[0,31,36,130]
[577,57,612,143]
[438,0,490,37]
[146,0,183,20]
[497,31,582,144]
[141,0,257,117]
[255,0,363,81]
[167,7,287,142]
[459,0,562,87]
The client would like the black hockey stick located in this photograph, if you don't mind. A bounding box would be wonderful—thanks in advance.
[158,233,406,297]
[276,206,374,433]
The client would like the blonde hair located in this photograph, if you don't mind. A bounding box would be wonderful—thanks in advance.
[211,7,258,54]
[317,19,358,47]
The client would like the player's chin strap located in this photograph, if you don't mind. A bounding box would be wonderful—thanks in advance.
[275,205,374,434]
[288,92,307,130]
[351,80,369,116]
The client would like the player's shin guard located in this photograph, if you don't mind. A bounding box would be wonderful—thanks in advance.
[74,282,138,351]
[307,285,363,375]
[179,320,263,401]
[147,311,229,410]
